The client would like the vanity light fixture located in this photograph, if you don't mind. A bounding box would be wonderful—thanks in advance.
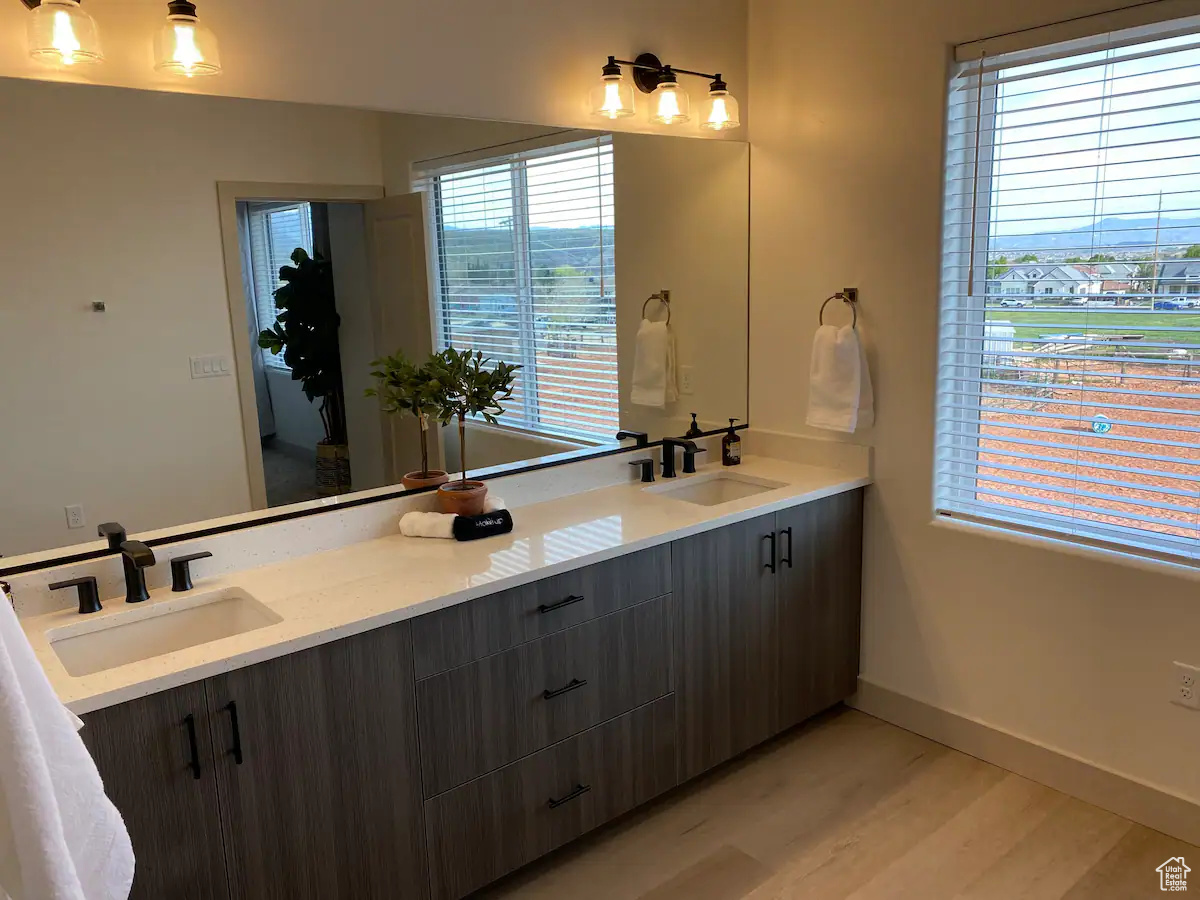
[23,0,102,68]
[592,53,741,130]
[153,0,221,77]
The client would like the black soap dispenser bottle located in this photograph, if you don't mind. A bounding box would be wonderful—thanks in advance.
[722,418,742,466]
[685,413,702,438]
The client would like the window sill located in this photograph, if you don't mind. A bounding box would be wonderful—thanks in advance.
[930,515,1200,584]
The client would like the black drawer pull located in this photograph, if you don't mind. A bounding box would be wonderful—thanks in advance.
[547,783,592,809]
[763,532,776,573]
[184,713,201,780]
[537,594,585,614]
[225,701,244,765]
[542,677,588,700]
[781,526,794,569]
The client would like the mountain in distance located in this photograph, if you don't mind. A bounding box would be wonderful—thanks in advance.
[991,216,1200,253]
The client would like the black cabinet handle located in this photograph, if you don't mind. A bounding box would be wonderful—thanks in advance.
[763,532,776,573]
[224,701,244,765]
[547,783,592,809]
[542,677,588,700]
[537,594,585,614]
[781,527,794,569]
[184,714,201,780]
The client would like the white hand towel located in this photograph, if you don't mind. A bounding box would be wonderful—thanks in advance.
[806,324,873,433]
[630,320,678,408]
[398,496,508,539]
[0,596,134,900]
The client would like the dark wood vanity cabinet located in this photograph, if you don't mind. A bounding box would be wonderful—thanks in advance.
[82,621,428,900]
[81,681,228,900]
[80,490,864,900]
[673,491,864,781]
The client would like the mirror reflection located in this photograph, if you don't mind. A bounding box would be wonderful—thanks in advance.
[0,76,749,559]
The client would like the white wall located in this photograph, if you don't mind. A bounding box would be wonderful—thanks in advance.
[749,0,1200,805]
[0,0,747,137]
[263,368,325,451]
[0,77,383,556]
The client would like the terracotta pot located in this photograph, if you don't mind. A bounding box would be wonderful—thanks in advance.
[401,470,449,491]
[437,480,488,516]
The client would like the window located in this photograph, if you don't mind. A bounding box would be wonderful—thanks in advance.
[416,136,617,443]
[936,16,1200,564]
[247,202,314,370]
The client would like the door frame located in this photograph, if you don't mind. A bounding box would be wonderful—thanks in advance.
[217,182,385,510]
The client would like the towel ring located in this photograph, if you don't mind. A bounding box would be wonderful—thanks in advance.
[818,289,858,328]
[641,290,671,325]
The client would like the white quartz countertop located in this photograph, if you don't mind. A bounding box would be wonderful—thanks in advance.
[22,457,869,714]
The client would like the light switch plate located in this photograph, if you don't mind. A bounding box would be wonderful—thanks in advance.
[190,355,232,379]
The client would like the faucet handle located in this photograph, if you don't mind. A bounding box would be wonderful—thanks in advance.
[49,576,102,615]
[170,551,213,593]
[628,458,656,483]
[682,446,708,474]
[97,522,126,551]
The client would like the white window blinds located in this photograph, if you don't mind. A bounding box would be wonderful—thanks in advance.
[936,15,1200,564]
[248,201,314,370]
[415,136,617,444]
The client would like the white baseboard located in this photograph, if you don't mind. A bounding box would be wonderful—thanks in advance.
[852,678,1200,846]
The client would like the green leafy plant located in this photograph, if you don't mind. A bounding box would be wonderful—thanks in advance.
[257,248,347,445]
[425,347,519,489]
[365,351,442,477]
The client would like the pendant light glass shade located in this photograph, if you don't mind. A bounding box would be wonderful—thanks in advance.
[590,58,635,119]
[650,71,690,125]
[28,0,102,68]
[154,0,221,77]
[699,79,741,131]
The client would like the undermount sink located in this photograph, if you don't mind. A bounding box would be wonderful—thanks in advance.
[647,471,787,507]
[48,588,282,677]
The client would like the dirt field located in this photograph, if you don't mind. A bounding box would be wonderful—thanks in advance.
[977,359,1199,541]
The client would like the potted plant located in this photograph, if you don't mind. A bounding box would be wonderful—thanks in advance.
[257,248,351,495]
[426,347,519,515]
[366,352,449,490]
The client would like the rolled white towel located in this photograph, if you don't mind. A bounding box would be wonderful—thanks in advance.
[398,496,508,539]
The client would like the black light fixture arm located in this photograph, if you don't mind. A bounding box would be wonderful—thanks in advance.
[608,52,727,94]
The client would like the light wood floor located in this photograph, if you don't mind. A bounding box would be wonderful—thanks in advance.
[485,707,1196,899]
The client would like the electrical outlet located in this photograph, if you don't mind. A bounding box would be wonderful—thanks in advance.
[1171,662,1200,710]
[64,504,85,529]
[680,366,695,395]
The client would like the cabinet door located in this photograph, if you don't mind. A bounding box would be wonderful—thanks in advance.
[81,682,229,900]
[207,623,428,900]
[673,511,779,781]
[775,489,864,729]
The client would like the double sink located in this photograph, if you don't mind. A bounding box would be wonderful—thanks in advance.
[45,470,785,679]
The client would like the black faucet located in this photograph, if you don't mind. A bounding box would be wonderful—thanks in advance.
[661,438,705,478]
[119,540,156,603]
[616,430,649,448]
[97,522,127,551]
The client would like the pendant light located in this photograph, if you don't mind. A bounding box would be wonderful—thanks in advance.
[153,0,221,77]
[27,0,102,68]
[590,56,636,119]
[699,76,741,131]
[650,67,690,125]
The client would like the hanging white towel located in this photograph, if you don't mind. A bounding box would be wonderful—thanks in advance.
[630,319,678,408]
[806,324,874,433]
[0,595,134,900]
[398,496,507,539]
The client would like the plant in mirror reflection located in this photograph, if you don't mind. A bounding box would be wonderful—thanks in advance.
[257,248,347,446]
[425,348,519,489]
[366,351,442,478]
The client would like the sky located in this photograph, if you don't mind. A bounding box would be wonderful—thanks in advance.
[951,32,1200,253]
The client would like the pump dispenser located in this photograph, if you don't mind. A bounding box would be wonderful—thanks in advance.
[722,418,742,466]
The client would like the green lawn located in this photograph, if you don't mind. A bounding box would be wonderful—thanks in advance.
[986,308,1200,348]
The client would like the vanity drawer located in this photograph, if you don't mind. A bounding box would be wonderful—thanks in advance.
[424,695,677,900]
[411,543,672,678]
[416,595,672,797]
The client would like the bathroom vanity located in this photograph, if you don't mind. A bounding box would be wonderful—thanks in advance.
[26,462,866,900]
